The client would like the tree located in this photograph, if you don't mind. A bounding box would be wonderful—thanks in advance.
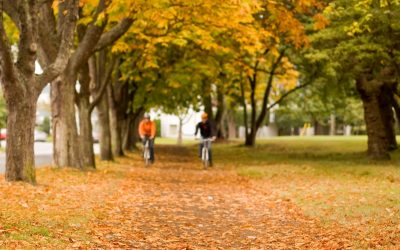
[227,0,325,146]
[36,0,134,168]
[0,0,78,183]
[309,0,400,159]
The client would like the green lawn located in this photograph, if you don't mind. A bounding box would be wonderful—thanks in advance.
[210,136,400,245]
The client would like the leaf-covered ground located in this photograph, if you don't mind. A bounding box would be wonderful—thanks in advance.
[0,143,398,249]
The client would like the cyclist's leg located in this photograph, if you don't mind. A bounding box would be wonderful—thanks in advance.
[208,141,213,166]
[142,137,147,157]
[149,138,155,162]
[199,141,203,158]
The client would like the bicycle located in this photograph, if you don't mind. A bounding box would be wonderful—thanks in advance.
[200,138,213,169]
[143,138,151,166]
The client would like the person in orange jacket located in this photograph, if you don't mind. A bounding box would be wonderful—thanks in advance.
[138,114,156,163]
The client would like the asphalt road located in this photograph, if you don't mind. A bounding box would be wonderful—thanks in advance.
[0,142,100,173]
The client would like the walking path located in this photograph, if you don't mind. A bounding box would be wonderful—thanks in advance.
[87,145,353,249]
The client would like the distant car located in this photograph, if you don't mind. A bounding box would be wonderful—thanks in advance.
[34,130,47,142]
[0,129,6,140]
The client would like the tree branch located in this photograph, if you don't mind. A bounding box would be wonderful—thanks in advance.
[36,0,79,90]
[68,0,109,72]
[0,3,18,90]
[3,0,20,26]
[266,81,313,111]
[89,54,117,112]
[37,0,59,66]
[94,17,134,51]
[255,49,285,129]
[16,0,38,76]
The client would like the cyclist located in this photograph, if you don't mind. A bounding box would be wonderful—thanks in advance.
[194,112,216,166]
[138,114,156,164]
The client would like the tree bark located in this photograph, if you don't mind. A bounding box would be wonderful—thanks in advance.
[202,79,213,118]
[245,129,257,147]
[123,109,144,151]
[226,110,237,139]
[51,72,83,167]
[109,91,124,157]
[356,76,392,160]
[329,114,336,136]
[108,76,128,157]
[178,117,183,145]
[77,63,95,168]
[5,94,37,183]
[97,94,113,161]
[215,86,226,139]
[380,83,397,150]
[122,117,134,151]
[245,67,258,147]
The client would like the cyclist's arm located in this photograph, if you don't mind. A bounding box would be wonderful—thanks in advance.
[138,121,145,139]
[150,122,156,139]
[194,123,199,136]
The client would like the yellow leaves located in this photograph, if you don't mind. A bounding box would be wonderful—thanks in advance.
[168,80,182,88]
[79,0,94,7]
[172,38,188,47]
[3,14,19,44]
[345,21,363,36]
[144,60,159,69]
[78,16,93,26]
[111,41,131,53]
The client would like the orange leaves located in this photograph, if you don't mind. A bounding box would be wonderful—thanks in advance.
[313,13,330,30]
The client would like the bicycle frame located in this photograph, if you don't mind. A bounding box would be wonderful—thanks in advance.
[143,138,151,166]
[201,138,213,168]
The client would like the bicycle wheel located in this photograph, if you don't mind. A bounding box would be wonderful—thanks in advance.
[144,145,150,166]
[202,147,209,169]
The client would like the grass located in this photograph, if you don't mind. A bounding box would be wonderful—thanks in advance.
[213,136,400,246]
[156,137,198,145]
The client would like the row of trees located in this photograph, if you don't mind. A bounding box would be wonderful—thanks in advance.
[0,0,399,183]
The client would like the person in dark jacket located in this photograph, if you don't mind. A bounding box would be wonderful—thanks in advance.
[195,112,216,166]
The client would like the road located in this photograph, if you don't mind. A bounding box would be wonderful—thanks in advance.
[0,142,100,173]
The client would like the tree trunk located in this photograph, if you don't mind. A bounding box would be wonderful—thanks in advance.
[108,86,124,157]
[215,87,226,139]
[357,77,391,160]
[203,80,213,118]
[97,93,113,161]
[244,129,256,147]
[109,102,124,157]
[77,63,96,168]
[5,96,37,183]
[178,117,183,145]
[51,74,82,168]
[78,101,95,168]
[329,114,336,136]
[380,84,397,150]
[76,64,96,168]
[122,117,134,151]
[123,109,145,151]
[226,110,237,139]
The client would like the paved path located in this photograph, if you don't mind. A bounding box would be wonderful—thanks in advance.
[0,142,100,173]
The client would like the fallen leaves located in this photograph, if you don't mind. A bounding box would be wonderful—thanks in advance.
[0,145,398,249]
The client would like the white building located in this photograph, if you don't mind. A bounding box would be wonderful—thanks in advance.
[153,110,203,138]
